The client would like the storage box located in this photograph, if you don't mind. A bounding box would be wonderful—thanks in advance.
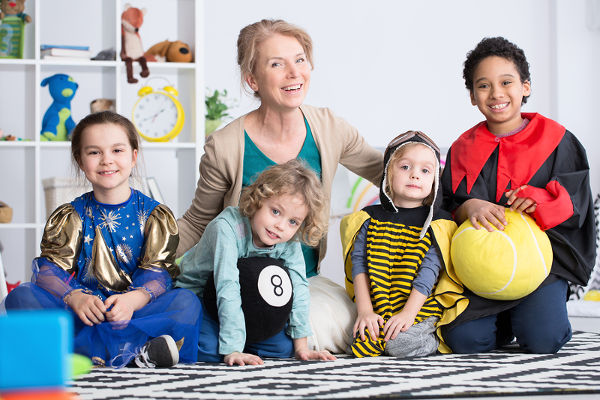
[42,178,90,217]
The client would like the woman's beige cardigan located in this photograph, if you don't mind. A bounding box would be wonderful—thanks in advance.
[177,104,383,270]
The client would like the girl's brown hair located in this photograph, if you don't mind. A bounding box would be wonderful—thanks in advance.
[239,159,326,247]
[237,19,314,97]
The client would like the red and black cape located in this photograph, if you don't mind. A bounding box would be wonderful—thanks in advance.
[441,113,595,324]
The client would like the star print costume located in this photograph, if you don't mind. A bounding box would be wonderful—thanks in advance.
[4,190,201,367]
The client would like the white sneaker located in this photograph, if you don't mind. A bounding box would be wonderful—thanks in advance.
[134,335,179,368]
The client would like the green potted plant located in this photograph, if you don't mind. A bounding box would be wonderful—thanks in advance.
[205,89,230,135]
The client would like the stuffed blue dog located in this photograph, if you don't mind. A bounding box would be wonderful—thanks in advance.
[40,73,78,141]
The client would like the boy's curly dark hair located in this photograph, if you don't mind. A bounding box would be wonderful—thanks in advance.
[463,37,531,104]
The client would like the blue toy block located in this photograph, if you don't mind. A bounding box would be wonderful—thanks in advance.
[0,310,73,390]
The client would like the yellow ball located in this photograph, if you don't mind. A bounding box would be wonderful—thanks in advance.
[451,209,552,300]
[584,290,600,302]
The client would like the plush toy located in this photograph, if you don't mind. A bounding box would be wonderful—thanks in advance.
[144,40,192,63]
[0,0,31,23]
[120,4,149,84]
[0,0,30,58]
[90,98,115,113]
[40,73,78,141]
[451,209,552,301]
[203,257,293,343]
[91,47,116,61]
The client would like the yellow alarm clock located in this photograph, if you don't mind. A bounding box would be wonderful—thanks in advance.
[132,85,185,142]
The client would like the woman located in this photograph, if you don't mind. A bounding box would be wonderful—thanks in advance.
[177,19,383,353]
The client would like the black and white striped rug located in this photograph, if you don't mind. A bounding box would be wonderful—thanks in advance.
[70,331,600,399]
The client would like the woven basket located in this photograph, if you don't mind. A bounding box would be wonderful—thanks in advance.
[42,177,91,217]
[0,201,13,223]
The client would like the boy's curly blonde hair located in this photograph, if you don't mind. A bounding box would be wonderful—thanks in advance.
[239,160,327,247]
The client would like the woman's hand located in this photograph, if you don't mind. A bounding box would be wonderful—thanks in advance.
[224,351,264,366]
[105,289,151,322]
[353,310,384,341]
[293,337,336,361]
[65,291,106,326]
[505,185,537,214]
[457,198,507,231]
[383,310,415,341]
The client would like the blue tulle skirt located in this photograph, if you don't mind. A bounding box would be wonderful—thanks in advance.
[4,283,202,368]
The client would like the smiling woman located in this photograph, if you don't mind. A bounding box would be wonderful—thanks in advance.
[176,19,383,354]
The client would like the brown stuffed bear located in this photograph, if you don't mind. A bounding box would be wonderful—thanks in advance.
[0,0,32,23]
[144,40,192,63]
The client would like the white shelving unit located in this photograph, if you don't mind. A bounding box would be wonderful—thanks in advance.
[0,0,204,284]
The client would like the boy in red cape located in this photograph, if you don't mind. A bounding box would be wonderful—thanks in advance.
[440,37,595,353]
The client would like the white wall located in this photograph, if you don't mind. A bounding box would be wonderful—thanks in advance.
[554,0,600,192]
[204,0,600,286]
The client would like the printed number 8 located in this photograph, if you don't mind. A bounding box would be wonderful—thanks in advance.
[271,274,283,296]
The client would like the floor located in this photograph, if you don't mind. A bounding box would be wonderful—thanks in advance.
[452,315,600,400]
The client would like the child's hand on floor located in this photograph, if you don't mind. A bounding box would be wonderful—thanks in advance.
[295,348,336,361]
[460,198,507,231]
[224,352,264,366]
[105,290,151,323]
[65,291,106,326]
[353,311,384,341]
[293,337,336,361]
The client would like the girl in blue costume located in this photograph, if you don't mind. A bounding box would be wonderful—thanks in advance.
[4,111,201,368]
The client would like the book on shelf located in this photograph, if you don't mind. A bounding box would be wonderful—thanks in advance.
[42,55,90,62]
[40,44,90,51]
[41,47,91,58]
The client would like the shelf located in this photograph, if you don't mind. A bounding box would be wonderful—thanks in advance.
[0,59,36,65]
[0,142,36,148]
[141,142,197,149]
[0,223,41,230]
[40,60,118,67]
[0,0,205,283]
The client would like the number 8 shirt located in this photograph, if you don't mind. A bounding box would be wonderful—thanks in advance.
[175,206,311,355]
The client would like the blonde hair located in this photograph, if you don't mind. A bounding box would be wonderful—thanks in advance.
[239,160,326,247]
[237,19,314,97]
[386,142,436,207]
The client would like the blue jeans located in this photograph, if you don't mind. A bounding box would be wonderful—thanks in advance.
[197,303,294,362]
[444,279,572,354]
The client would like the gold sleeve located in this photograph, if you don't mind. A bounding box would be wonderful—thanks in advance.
[40,204,83,275]
[141,204,180,279]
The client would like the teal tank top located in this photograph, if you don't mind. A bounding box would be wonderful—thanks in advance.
[242,118,321,278]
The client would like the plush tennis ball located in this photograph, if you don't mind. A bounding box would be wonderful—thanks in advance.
[451,209,552,300]
[203,256,293,343]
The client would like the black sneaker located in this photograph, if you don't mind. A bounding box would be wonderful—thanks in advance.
[134,335,179,368]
